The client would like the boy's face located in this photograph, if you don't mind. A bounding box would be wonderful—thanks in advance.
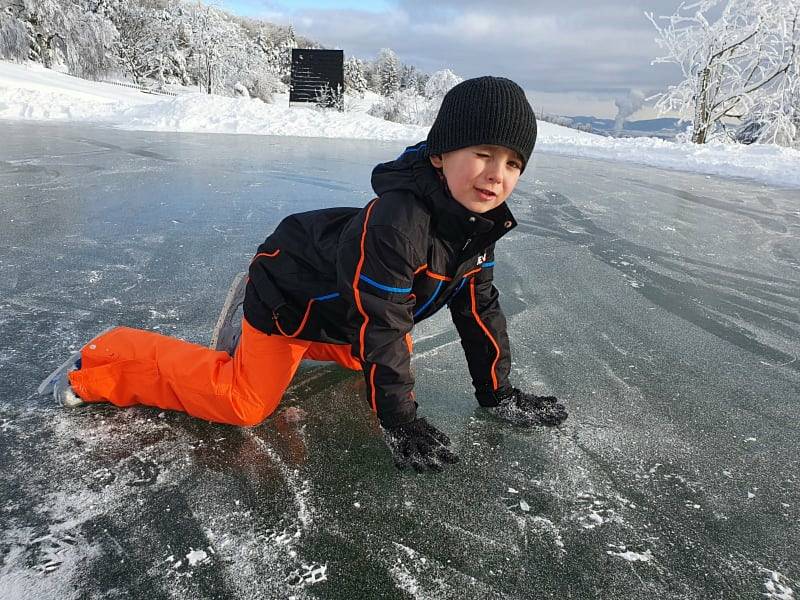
[429,144,523,214]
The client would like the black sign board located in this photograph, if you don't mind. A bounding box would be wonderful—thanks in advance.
[290,49,344,107]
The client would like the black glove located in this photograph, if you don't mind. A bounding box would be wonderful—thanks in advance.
[382,417,459,472]
[487,388,568,427]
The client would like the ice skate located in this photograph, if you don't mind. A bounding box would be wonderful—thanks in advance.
[37,351,82,397]
[37,326,116,400]
[210,271,247,356]
[52,369,84,407]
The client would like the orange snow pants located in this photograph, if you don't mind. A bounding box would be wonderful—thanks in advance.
[67,318,376,427]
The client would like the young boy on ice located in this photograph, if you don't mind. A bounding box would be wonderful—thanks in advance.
[40,76,568,472]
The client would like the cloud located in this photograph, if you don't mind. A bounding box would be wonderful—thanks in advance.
[222,0,685,116]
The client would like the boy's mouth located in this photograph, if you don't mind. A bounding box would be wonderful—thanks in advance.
[475,187,497,200]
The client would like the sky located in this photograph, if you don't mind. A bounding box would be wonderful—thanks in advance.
[216,0,687,119]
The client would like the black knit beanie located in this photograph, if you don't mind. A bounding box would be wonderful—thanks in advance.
[426,76,537,172]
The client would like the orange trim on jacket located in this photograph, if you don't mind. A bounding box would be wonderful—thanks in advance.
[469,278,500,389]
[462,267,481,277]
[368,364,377,412]
[352,199,378,361]
[425,270,452,282]
[274,300,315,338]
[252,249,280,262]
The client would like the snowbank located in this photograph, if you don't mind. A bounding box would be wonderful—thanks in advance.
[0,62,426,141]
[2,61,799,188]
[536,132,800,190]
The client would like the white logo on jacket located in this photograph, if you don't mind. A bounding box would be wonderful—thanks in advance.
[476,252,488,265]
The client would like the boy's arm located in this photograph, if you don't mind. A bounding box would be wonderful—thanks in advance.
[337,200,420,428]
[448,244,514,406]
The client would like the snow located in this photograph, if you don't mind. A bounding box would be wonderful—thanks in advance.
[764,571,796,600]
[605,548,653,563]
[0,61,425,142]
[185,548,208,566]
[2,60,799,188]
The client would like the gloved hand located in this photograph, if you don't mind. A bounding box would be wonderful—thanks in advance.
[487,387,568,427]
[382,417,459,472]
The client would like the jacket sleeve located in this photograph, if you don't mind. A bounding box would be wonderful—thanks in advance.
[337,199,421,427]
[448,244,513,406]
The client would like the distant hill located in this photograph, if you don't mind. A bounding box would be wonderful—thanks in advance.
[567,115,682,139]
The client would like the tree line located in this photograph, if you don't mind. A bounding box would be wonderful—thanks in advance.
[0,0,449,109]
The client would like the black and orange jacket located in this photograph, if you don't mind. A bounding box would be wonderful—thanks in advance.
[244,141,517,427]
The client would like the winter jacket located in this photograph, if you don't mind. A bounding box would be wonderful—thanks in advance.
[243,141,517,427]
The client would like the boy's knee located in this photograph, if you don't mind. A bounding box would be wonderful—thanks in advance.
[230,390,280,427]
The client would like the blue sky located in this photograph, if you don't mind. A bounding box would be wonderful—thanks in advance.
[215,0,684,119]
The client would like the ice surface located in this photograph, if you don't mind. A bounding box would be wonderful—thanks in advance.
[0,121,798,598]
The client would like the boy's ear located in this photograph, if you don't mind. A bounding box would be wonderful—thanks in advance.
[429,154,443,168]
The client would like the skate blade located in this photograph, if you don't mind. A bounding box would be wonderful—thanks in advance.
[37,351,81,396]
[210,271,247,351]
[37,326,117,396]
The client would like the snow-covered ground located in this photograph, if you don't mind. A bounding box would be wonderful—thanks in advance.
[2,60,799,188]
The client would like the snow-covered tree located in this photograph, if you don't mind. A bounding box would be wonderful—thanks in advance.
[179,2,246,94]
[344,56,367,95]
[19,0,118,79]
[0,2,29,62]
[113,0,182,84]
[423,68,462,100]
[368,88,426,124]
[415,70,429,95]
[743,9,800,145]
[369,68,464,126]
[399,63,419,91]
[376,47,399,96]
[647,0,800,145]
[256,22,296,84]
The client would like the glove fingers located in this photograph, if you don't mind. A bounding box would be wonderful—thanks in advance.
[409,452,428,473]
[427,427,451,447]
[389,438,412,469]
[436,445,460,464]
[424,455,444,472]
[417,418,451,446]
[539,403,568,426]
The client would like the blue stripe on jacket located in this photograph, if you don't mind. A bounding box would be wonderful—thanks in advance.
[413,280,443,319]
[313,292,340,301]
[359,274,413,294]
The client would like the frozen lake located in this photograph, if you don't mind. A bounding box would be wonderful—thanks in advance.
[1,121,799,599]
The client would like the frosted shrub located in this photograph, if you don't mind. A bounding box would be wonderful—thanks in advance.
[368,89,432,125]
[245,70,284,103]
[314,83,344,111]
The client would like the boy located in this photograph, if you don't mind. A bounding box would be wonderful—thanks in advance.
[40,76,568,472]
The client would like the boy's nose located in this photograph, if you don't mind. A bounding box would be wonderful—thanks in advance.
[486,162,503,183]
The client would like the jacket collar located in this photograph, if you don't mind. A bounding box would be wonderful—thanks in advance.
[411,159,517,248]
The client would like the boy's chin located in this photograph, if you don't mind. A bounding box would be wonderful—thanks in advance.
[452,197,502,214]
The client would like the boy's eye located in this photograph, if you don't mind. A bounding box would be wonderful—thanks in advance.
[475,152,491,158]
[508,161,522,170]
